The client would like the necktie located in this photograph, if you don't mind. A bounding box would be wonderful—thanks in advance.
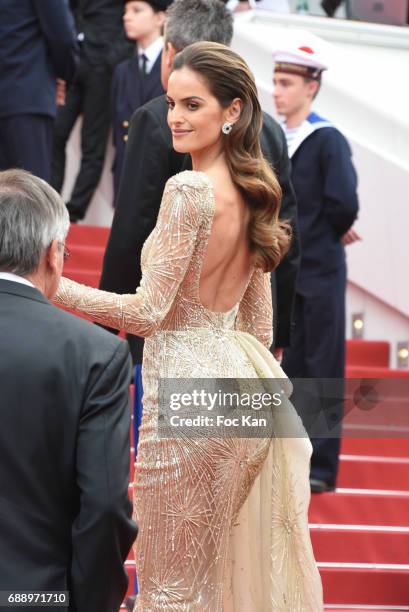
[139,53,148,79]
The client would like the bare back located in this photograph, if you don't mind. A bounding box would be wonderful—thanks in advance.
[199,171,254,313]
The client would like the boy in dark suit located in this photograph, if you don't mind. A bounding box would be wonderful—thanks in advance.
[112,0,172,198]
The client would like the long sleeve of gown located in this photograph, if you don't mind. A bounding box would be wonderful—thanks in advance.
[54,177,204,336]
[235,268,273,349]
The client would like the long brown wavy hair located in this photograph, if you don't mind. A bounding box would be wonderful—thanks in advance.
[172,41,291,272]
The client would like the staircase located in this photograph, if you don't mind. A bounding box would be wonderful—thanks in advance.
[310,437,409,610]
[64,225,409,610]
[311,341,409,611]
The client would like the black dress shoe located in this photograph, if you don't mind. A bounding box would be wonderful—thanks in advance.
[310,477,335,493]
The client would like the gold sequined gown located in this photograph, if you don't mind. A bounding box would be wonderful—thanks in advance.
[55,171,323,611]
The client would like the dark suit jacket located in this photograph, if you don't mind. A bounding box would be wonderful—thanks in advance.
[0,279,137,612]
[112,52,164,197]
[100,95,300,361]
[0,0,78,118]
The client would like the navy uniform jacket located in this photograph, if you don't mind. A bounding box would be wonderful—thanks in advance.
[0,0,77,118]
[291,126,358,294]
[111,52,164,197]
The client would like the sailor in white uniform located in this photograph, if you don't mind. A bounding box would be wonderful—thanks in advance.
[272,45,359,493]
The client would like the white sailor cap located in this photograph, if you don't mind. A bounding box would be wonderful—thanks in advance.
[273,46,328,80]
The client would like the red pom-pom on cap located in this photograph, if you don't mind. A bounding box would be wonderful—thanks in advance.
[298,46,314,54]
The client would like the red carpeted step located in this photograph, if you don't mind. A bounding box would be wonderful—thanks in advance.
[346,340,390,368]
[346,366,409,378]
[64,244,105,271]
[337,454,409,490]
[64,268,101,288]
[342,373,409,437]
[311,525,409,564]
[66,223,110,248]
[309,489,409,526]
[342,401,409,439]
[341,437,409,458]
[320,565,409,606]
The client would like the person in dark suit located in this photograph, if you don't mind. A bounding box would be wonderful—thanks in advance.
[51,0,134,222]
[273,46,359,492]
[321,0,344,16]
[0,0,77,182]
[112,0,171,199]
[100,0,300,365]
[0,169,137,611]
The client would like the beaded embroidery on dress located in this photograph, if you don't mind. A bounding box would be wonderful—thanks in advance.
[55,170,323,611]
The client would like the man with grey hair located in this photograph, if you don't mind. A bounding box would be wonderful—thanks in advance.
[99,0,300,367]
[0,170,137,612]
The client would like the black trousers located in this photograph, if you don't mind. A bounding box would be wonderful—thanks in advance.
[51,59,112,220]
[126,334,144,366]
[282,267,346,488]
[0,114,53,182]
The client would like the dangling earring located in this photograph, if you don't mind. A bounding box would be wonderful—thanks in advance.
[222,122,233,135]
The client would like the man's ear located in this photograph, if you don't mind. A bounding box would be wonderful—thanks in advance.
[225,97,243,125]
[47,239,61,276]
[166,42,177,68]
[157,10,166,29]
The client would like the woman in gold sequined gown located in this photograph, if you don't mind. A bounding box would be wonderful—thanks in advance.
[55,43,323,610]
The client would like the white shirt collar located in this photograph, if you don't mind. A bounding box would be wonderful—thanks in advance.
[138,36,163,72]
[0,271,35,288]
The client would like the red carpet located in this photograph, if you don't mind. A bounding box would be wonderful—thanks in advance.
[346,339,390,368]
[65,225,409,611]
